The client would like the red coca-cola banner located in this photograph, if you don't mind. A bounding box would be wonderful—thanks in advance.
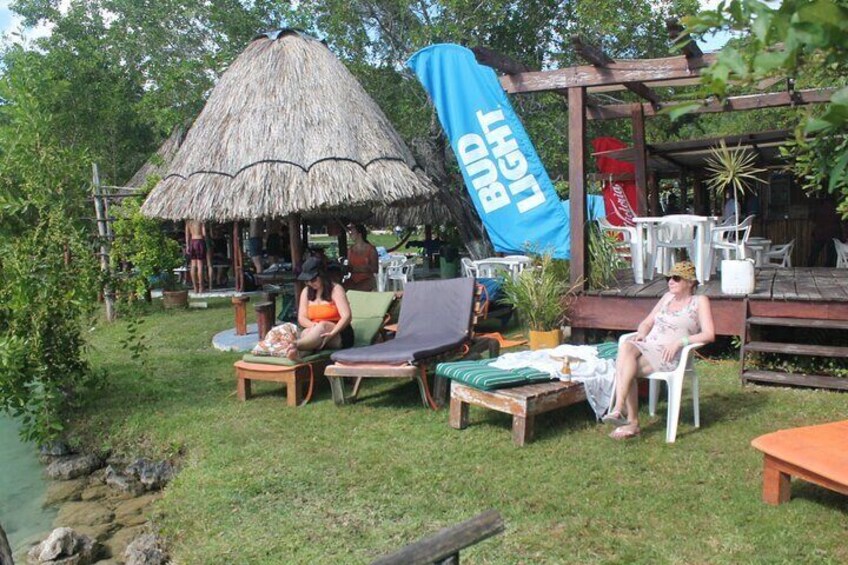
[592,137,638,227]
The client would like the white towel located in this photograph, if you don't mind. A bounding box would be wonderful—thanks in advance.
[490,345,615,419]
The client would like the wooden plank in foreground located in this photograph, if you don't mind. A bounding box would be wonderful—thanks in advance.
[371,510,504,565]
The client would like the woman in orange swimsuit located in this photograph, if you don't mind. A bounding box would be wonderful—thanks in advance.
[286,256,353,359]
[344,223,379,292]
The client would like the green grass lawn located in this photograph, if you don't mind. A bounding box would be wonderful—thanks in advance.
[78,300,848,564]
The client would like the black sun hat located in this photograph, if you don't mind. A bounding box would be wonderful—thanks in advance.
[297,256,323,281]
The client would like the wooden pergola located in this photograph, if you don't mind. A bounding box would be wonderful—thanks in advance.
[474,21,835,288]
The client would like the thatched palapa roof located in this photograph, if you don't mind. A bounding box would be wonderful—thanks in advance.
[126,126,186,189]
[373,197,452,227]
[141,29,436,221]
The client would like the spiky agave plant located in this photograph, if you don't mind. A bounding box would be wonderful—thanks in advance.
[705,140,766,258]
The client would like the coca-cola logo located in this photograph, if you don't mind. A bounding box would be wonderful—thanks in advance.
[607,182,636,226]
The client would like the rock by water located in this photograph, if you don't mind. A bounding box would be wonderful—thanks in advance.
[46,455,103,481]
[123,533,167,565]
[26,527,96,565]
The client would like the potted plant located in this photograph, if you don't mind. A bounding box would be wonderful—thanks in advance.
[111,198,187,309]
[705,140,765,295]
[500,253,579,349]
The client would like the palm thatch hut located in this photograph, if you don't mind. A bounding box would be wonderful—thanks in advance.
[126,126,186,189]
[141,29,436,222]
[372,197,452,227]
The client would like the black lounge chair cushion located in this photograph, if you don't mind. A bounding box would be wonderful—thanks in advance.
[331,278,475,365]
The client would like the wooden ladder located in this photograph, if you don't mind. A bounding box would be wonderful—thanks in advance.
[740,301,848,391]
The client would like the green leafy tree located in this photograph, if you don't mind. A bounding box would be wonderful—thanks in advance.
[684,0,848,216]
[0,50,101,441]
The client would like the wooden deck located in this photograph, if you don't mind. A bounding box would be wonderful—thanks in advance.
[572,267,848,336]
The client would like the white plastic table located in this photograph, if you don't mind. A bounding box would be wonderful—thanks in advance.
[474,256,532,281]
[746,237,772,266]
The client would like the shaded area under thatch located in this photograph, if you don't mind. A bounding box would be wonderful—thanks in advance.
[372,195,453,227]
[142,29,437,222]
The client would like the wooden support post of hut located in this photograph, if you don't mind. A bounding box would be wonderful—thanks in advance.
[289,214,304,298]
[631,104,649,217]
[233,222,244,293]
[568,87,587,290]
[232,295,250,336]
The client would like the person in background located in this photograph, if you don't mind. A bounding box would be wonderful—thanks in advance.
[184,219,206,294]
[722,188,739,223]
[247,218,264,273]
[664,193,680,215]
[602,261,715,440]
[344,223,379,291]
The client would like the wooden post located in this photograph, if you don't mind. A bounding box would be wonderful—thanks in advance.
[337,221,348,260]
[255,302,274,341]
[288,215,304,298]
[568,87,587,290]
[232,296,249,336]
[693,175,705,216]
[648,173,660,216]
[301,220,309,250]
[233,222,244,293]
[262,291,278,320]
[92,164,116,322]
[631,104,649,216]
[679,175,687,213]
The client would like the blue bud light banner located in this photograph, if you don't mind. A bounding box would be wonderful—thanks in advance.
[407,44,571,258]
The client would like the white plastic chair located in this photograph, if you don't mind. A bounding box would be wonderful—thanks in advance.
[387,258,416,291]
[710,214,754,271]
[378,255,406,291]
[654,217,698,276]
[460,257,478,278]
[597,217,638,263]
[762,239,795,268]
[616,332,704,443]
[835,239,848,269]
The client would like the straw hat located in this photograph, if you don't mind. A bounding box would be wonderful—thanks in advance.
[667,261,697,282]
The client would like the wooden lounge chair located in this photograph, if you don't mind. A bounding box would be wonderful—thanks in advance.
[751,420,848,505]
[324,278,477,409]
[234,290,395,406]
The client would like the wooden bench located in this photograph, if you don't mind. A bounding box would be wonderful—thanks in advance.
[751,420,848,505]
[449,380,587,446]
[234,360,328,407]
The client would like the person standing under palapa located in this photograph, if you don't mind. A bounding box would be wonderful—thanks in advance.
[344,223,379,292]
[185,219,206,294]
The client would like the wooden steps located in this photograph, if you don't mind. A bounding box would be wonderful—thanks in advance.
[741,309,848,391]
[744,341,848,358]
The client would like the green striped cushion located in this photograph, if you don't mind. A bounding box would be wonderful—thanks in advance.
[595,341,618,360]
[435,359,553,391]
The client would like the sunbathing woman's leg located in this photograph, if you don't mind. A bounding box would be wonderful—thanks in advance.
[610,342,641,419]
[288,322,338,358]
